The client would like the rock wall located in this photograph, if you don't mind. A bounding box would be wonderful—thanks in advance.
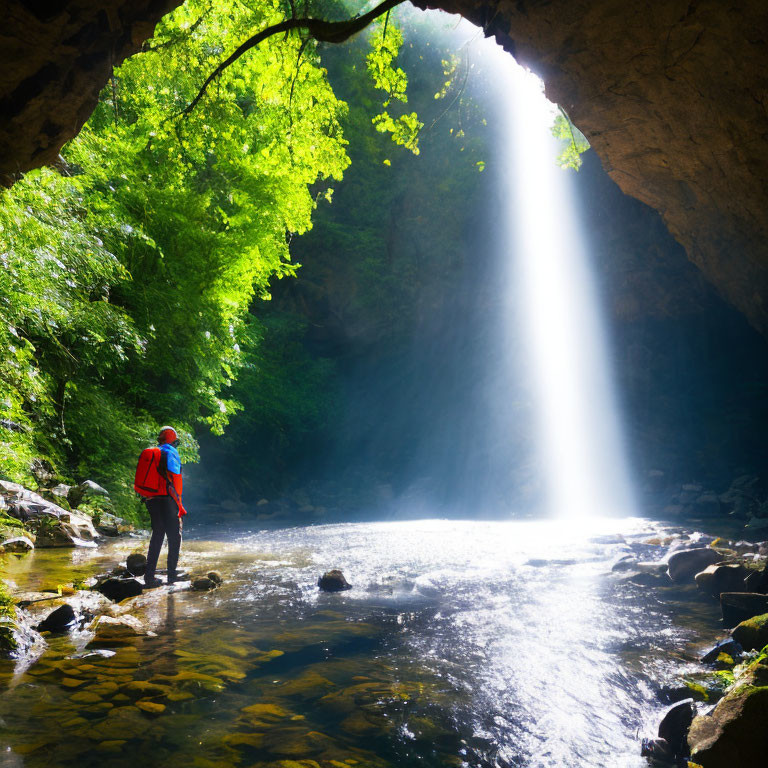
[2,0,768,336]
[0,0,177,186]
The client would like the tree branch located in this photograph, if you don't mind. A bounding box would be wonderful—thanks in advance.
[182,0,405,117]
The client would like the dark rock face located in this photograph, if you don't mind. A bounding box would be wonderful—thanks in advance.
[36,603,76,633]
[318,569,352,592]
[688,663,768,766]
[667,547,722,583]
[94,577,143,602]
[720,592,768,628]
[0,1,178,186]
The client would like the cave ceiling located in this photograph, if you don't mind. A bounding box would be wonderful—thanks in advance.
[2,0,767,335]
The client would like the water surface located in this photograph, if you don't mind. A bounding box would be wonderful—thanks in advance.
[0,518,721,767]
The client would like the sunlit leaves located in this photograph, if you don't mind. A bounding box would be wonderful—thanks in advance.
[366,18,423,154]
[552,111,589,170]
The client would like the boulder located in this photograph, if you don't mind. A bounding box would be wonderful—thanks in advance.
[731,613,768,652]
[192,577,217,591]
[94,578,143,602]
[36,603,77,633]
[688,666,768,766]
[318,569,352,592]
[1,536,34,553]
[721,592,768,627]
[695,563,748,598]
[667,548,722,582]
[126,553,147,577]
[658,698,695,758]
[206,571,223,586]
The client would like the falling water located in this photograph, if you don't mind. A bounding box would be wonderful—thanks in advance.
[489,43,637,518]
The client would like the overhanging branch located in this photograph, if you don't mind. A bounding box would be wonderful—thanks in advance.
[183,0,406,117]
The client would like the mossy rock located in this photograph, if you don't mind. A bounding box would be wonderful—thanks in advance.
[732,612,768,651]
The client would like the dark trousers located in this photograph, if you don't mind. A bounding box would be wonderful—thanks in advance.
[145,496,182,580]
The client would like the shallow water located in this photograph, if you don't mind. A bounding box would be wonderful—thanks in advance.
[0,518,721,768]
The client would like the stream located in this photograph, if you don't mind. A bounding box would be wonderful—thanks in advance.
[0,517,722,768]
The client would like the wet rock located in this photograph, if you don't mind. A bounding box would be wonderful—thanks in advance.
[695,563,748,598]
[88,614,147,643]
[125,553,146,577]
[192,577,217,591]
[701,638,743,665]
[611,554,637,571]
[658,698,695,758]
[318,569,352,592]
[667,547,722,582]
[731,613,768,652]
[94,578,143,602]
[1,536,34,553]
[720,592,768,627]
[36,603,76,633]
[206,570,223,586]
[621,571,666,587]
[33,517,97,548]
[688,664,768,766]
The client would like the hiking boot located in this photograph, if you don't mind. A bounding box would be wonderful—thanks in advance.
[143,577,163,589]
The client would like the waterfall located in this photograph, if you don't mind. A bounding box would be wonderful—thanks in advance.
[488,43,637,518]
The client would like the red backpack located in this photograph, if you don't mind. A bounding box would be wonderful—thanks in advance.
[133,447,167,498]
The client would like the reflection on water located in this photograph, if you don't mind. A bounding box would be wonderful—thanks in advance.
[0,519,720,767]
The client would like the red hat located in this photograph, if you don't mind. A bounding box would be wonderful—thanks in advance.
[158,426,178,444]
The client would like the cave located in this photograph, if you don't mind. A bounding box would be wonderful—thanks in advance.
[2,0,768,336]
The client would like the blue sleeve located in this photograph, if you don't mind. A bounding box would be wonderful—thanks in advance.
[161,444,181,474]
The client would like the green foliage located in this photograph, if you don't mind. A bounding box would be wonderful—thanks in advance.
[366,18,423,154]
[0,0,349,514]
[552,109,590,170]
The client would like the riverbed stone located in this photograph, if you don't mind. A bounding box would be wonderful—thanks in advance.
[695,563,748,598]
[720,592,768,627]
[94,577,143,602]
[192,577,217,591]
[36,603,76,633]
[206,570,223,585]
[731,613,768,652]
[88,614,147,644]
[126,553,147,577]
[318,569,352,592]
[667,548,722,582]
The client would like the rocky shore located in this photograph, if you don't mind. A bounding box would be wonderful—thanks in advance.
[624,530,768,767]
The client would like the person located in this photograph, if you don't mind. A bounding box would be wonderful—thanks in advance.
[143,425,187,587]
